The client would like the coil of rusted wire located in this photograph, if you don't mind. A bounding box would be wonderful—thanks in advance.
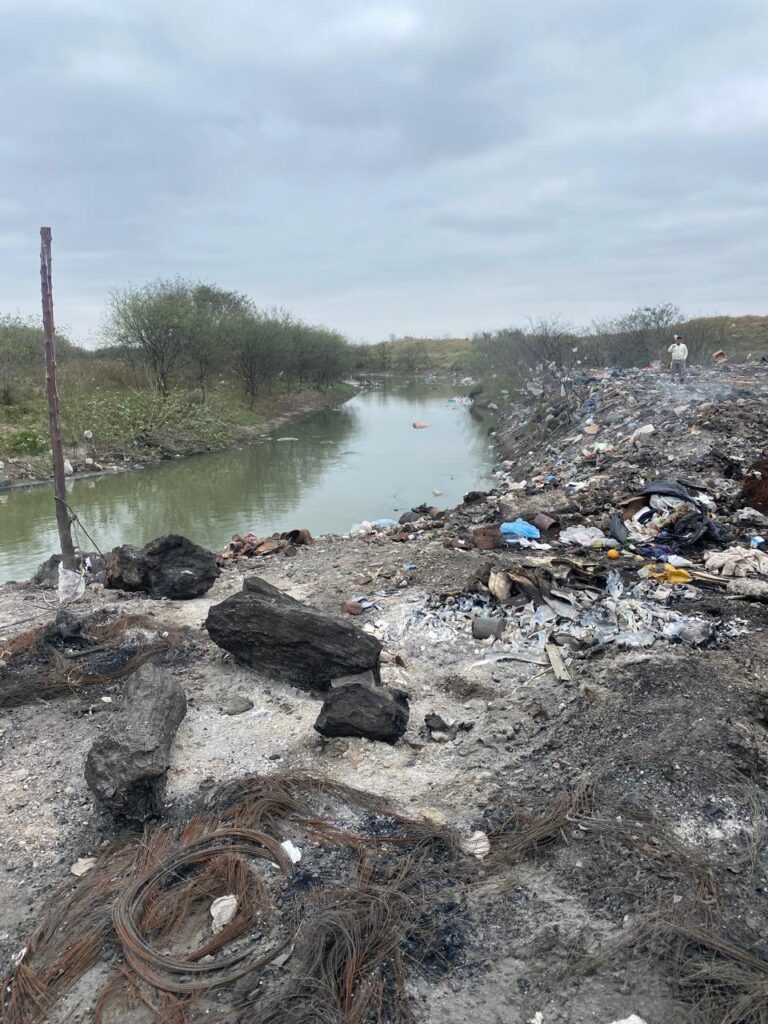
[113,828,294,993]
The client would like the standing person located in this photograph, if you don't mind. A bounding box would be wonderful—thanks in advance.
[668,334,688,384]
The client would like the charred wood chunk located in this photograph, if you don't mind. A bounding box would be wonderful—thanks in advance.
[105,534,219,599]
[314,684,409,744]
[205,578,382,690]
[85,665,187,820]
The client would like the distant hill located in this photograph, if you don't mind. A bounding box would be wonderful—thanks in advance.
[353,336,472,373]
[679,315,768,357]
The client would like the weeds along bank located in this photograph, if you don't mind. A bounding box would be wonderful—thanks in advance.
[0,279,359,485]
[0,373,355,487]
[0,363,767,1022]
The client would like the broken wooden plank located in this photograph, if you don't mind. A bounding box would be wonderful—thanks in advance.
[545,643,571,682]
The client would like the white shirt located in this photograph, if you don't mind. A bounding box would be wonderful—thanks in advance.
[668,342,688,361]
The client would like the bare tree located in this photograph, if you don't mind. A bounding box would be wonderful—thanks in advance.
[105,279,193,395]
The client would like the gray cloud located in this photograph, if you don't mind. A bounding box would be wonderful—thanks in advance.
[0,0,767,343]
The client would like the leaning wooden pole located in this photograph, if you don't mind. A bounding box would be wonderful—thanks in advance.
[40,226,76,570]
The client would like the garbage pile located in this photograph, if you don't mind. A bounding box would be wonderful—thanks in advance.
[493,364,768,519]
[222,527,313,559]
[348,368,768,629]
[397,558,746,674]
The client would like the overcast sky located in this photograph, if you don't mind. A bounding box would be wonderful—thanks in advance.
[1,0,767,345]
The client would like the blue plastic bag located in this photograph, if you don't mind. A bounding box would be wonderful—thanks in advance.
[500,518,541,540]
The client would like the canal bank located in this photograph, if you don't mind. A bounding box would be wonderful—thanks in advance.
[0,383,356,491]
[0,380,494,582]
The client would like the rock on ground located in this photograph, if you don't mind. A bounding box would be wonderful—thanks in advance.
[205,576,382,690]
[105,534,219,599]
[314,683,409,744]
[84,664,187,820]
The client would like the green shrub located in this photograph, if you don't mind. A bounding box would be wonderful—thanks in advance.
[3,428,48,455]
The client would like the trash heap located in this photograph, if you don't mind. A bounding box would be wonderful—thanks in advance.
[493,363,768,521]
[399,559,746,677]
[339,365,768,679]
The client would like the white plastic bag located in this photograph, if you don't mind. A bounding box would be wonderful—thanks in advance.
[559,526,606,547]
[58,563,85,605]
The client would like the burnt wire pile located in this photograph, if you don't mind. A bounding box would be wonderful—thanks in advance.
[0,613,182,708]
[486,747,768,1022]
[0,773,473,1024]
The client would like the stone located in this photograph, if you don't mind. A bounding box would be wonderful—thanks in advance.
[206,577,382,690]
[472,617,506,640]
[220,696,254,716]
[314,683,409,744]
[140,535,219,599]
[105,535,219,599]
[84,665,187,820]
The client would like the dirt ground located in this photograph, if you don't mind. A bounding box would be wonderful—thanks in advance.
[1,365,767,1024]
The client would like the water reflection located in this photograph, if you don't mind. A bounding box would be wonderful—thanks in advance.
[0,380,494,582]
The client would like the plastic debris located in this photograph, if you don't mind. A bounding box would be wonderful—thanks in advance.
[500,518,541,540]
[350,521,374,536]
[640,563,694,585]
[460,831,490,859]
[559,525,608,547]
[210,894,238,934]
[70,857,97,877]
[280,839,302,864]
[58,564,86,605]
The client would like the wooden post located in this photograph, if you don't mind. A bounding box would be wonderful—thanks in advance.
[40,227,76,570]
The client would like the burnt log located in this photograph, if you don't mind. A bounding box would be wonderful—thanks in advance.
[205,576,382,690]
[314,684,409,744]
[105,544,146,592]
[105,534,219,599]
[85,665,187,820]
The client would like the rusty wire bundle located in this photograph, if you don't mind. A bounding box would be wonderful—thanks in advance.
[0,614,182,708]
[575,911,768,1024]
[2,756,764,1024]
[488,745,764,900]
[0,772,465,1024]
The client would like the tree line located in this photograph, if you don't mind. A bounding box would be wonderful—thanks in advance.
[0,278,355,410]
[470,303,745,379]
[2,290,762,413]
[0,315,73,406]
[102,279,354,404]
